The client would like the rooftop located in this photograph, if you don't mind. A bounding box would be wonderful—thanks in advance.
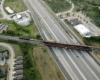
[0,53,2,58]
[16,56,23,61]
[68,18,78,24]
[16,60,23,65]
[5,7,14,14]
[16,65,23,70]
[15,74,23,80]
[74,24,90,35]
[16,70,23,75]
[1,66,5,74]
[16,14,22,19]
[3,51,7,58]
[0,78,5,80]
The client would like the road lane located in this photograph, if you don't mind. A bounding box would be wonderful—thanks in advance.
[31,0,74,43]
[70,50,98,80]
[27,0,100,79]
[54,48,75,80]
[51,47,72,80]
[57,48,79,80]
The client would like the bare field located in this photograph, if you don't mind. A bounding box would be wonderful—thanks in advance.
[33,46,65,80]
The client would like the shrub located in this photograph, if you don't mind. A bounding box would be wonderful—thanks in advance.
[36,34,41,39]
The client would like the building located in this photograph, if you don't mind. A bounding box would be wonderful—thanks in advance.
[3,51,7,59]
[1,66,5,74]
[16,70,23,75]
[3,25,9,31]
[16,60,23,65]
[16,56,23,61]
[16,14,22,19]
[0,25,5,31]
[0,24,9,33]
[98,7,100,10]
[15,74,23,80]
[0,78,5,80]
[68,18,79,25]
[74,24,91,37]
[16,65,23,70]
[5,7,14,14]
[0,53,2,60]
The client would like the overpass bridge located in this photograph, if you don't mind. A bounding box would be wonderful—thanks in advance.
[29,39,99,52]
[42,41,93,51]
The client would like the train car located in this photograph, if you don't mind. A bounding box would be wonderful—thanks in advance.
[19,37,30,40]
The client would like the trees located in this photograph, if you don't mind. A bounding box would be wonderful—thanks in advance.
[20,43,30,55]
[76,8,80,12]
[6,30,15,35]
[66,13,70,16]
[36,34,41,39]
[44,0,71,13]
[28,68,36,79]
[85,36,100,43]
[0,69,1,73]
[24,55,32,68]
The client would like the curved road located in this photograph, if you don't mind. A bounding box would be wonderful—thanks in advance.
[0,43,15,80]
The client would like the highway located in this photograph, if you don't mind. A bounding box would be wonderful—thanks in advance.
[25,0,100,80]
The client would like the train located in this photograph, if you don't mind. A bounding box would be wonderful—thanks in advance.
[19,37,44,42]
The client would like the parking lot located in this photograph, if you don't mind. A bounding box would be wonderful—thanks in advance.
[85,23,100,36]
[62,11,100,36]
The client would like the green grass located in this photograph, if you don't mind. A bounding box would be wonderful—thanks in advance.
[4,0,27,13]
[44,0,71,13]
[0,46,7,52]
[10,44,23,57]
[0,20,42,39]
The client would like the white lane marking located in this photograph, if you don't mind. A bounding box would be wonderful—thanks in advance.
[36,0,78,45]
[29,1,97,80]
[56,48,79,80]
[30,1,59,42]
[35,0,70,43]
[54,48,75,80]
[52,47,68,80]
[63,49,87,80]
[82,51,100,73]
[30,1,76,79]
[75,51,100,80]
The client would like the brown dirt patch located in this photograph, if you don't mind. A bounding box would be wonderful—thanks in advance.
[91,43,100,47]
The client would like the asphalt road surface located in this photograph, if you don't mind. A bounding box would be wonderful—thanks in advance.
[26,0,100,80]
[0,43,15,80]
[0,35,43,44]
